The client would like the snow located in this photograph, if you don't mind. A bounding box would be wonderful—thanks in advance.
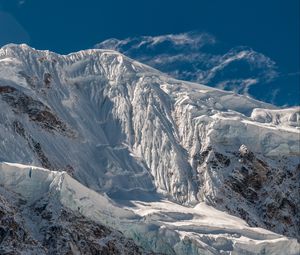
[0,44,299,254]
[251,107,300,128]
[0,162,59,202]
[0,162,299,254]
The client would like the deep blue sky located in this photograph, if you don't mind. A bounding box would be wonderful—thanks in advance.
[0,0,299,79]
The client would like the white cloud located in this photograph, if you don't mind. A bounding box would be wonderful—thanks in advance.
[18,0,26,6]
[140,32,216,49]
[216,79,258,95]
[96,32,216,51]
[94,32,280,102]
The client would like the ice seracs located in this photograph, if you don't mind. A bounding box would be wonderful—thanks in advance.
[0,44,299,254]
[0,162,299,255]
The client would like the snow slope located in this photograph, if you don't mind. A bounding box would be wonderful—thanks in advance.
[0,44,299,254]
[0,162,299,255]
[0,163,145,254]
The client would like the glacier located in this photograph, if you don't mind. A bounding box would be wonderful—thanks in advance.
[0,43,299,254]
[0,162,299,255]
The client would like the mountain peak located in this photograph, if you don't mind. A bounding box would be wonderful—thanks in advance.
[0,45,299,254]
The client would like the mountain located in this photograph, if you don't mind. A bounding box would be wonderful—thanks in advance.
[95,32,300,107]
[0,44,299,254]
[0,163,145,255]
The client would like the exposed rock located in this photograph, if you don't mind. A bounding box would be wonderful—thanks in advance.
[0,187,149,255]
[43,73,52,88]
[12,120,54,169]
[0,85,75,137]
[0,44,299,253]
[214,152,231,167]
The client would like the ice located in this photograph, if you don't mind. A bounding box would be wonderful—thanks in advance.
[0,44,299,254]
[0,162,299,254]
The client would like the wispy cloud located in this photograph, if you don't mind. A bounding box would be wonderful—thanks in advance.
[286,71,300,77]
[216,78,258,95]
[95,32,285,105]
[18,0,26,6]
[96,32,216,52]
[139,32,216,50]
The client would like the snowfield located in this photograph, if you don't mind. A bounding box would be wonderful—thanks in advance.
[0,162,299,254]
[0,44,299,254]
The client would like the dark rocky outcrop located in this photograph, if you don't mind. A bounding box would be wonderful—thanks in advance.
[0,85,75,138]
[0,189,151,255]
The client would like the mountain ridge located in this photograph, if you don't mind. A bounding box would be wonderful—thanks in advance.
[0,43,299,254]
[94,32,299,107]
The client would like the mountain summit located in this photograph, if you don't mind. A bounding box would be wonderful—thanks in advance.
[0,44,299,254]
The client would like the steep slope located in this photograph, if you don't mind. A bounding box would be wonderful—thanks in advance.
[0,163,147,255]
[0,162,299,255]
[0,44,299,254]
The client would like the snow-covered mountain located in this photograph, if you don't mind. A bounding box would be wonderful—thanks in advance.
[0,44,299,254]
[95,32,300,107]
[0,163,145,255]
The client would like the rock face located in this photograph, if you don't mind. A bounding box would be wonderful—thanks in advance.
[1,162,299,255]
[0,185,145,255]
[0,44,299,254]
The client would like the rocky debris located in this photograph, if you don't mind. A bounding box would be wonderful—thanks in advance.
[214,152,230,167]
[228,166,260,203]
[38,208,144,255]
[219,149,300,239]
[30,109,68,134]
[193,149,210,166]
[0,187,151,255]
[43,73,52,88]
[63,164,75,177]
[32,141,52,169]
[0,192,45,254]
[192,145,300,240]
